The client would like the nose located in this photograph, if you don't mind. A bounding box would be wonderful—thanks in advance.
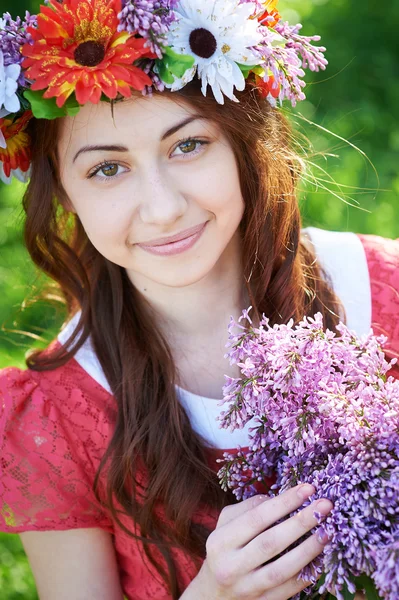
[137,165,187,225]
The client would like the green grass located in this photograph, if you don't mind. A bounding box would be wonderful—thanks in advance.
[0,534,38,600]
[1,1,398,597]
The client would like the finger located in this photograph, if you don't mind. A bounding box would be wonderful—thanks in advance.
[217,494,269,528]
[219,484,316,548]
[218,484,315,529]
[257,574,315,600]
[242,498,332,570]
[235,570,319,600]
[250,530,328,596]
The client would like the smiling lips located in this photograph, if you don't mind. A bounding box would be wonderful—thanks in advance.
[137,221,208,256]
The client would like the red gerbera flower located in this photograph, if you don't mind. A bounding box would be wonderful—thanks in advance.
[255,73,280,101]
[21,0,157,108]
[0,111,32,184]
[258,0,281,28]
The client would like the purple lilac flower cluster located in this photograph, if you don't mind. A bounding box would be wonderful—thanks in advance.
[117,0,178,58]
[216,311,399,599]
[373,539,399,600]
[257,40,307,106]
[141,59,165,96]
[275,22,328,73]
[239,0,327,106]
[0,12,36,86]
[259,22,327,106]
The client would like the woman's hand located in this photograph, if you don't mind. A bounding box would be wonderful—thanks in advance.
[185,483,332,599]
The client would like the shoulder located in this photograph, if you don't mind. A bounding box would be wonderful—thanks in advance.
[0,346,115,533]
[303,227,372,335]
[357,233,399,359]
[0,342,115,446]
[303,227,399,361]
[303,226,399,279]
[357,232,399,277]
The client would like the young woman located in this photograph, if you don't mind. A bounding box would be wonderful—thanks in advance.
[0,1,397,599]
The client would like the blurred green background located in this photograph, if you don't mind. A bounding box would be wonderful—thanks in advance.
[0,0,398,597]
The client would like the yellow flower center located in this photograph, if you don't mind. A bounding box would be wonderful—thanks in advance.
[74,19,112,45]
[72,18,112,67]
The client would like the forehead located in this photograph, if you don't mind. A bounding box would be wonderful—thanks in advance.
[58,94,202,156]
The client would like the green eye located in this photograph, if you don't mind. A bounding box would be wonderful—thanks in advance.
[171,138,209,160]
[179,140,198,153]
[101,163,119,177]
[88,161,127,182]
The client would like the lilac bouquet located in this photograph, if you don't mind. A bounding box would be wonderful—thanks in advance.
[216,310,399,600]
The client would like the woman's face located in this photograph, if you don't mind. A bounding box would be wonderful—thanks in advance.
[57,94,245,289]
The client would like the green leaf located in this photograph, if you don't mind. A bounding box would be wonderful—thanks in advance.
[252,65,266,77]
[341,585,355,600]
[353,575,382,600]
[23,90,80,120]
[156,46,195,84]
[311,573,339,599]
[64,96,81,117]
[155,59,175,85]
[17,90,32,114]
[164,46,195,77]
[315,573,327,590]
[236,63,252,78]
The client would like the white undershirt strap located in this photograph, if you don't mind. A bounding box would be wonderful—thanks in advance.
[303,227,371,336]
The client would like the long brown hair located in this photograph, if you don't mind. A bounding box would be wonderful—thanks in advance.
[22,77,343,598]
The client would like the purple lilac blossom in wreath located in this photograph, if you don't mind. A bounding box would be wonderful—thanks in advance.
[0,12,36,87]
[0,0,328,184]
[0,0,329,113]
[118,0,179,58]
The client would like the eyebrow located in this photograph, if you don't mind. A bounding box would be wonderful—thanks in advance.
[161,116,201,140]
[72,116,203,163]
[72,144,128,163]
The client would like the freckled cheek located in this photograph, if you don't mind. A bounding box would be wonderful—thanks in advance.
[78,206,133,250]
[199,168,244,215]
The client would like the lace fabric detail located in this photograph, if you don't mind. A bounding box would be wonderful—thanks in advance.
[0,343,223,598]
[359,234,399,368]
[0,233,398,599]
[0,348,115,533]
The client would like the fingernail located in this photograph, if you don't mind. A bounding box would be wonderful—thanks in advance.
[297,484,315,499]
[256,495,268,502]
[317,527,330,545]
[315,499,333,515]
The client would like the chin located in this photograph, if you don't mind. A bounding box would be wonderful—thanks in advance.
[155,265,214,288]
[132,255,220,288]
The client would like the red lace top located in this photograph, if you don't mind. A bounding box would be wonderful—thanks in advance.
[1,232,398,599]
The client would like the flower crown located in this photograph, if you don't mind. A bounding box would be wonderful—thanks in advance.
[0,0,327,185]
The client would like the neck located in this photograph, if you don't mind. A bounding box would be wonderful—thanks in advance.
[127,232,253,344]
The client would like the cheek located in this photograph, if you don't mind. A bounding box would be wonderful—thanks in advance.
[73,195,132,253]
[205,157,244,217]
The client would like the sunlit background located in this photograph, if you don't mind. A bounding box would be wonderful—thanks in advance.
[0,0,398,597]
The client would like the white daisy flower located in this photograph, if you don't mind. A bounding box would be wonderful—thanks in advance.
[0,162,30,185]
[0,128,6,150]
[0,107,11,119]
[0,50,21,114]
[166,0,263,104]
